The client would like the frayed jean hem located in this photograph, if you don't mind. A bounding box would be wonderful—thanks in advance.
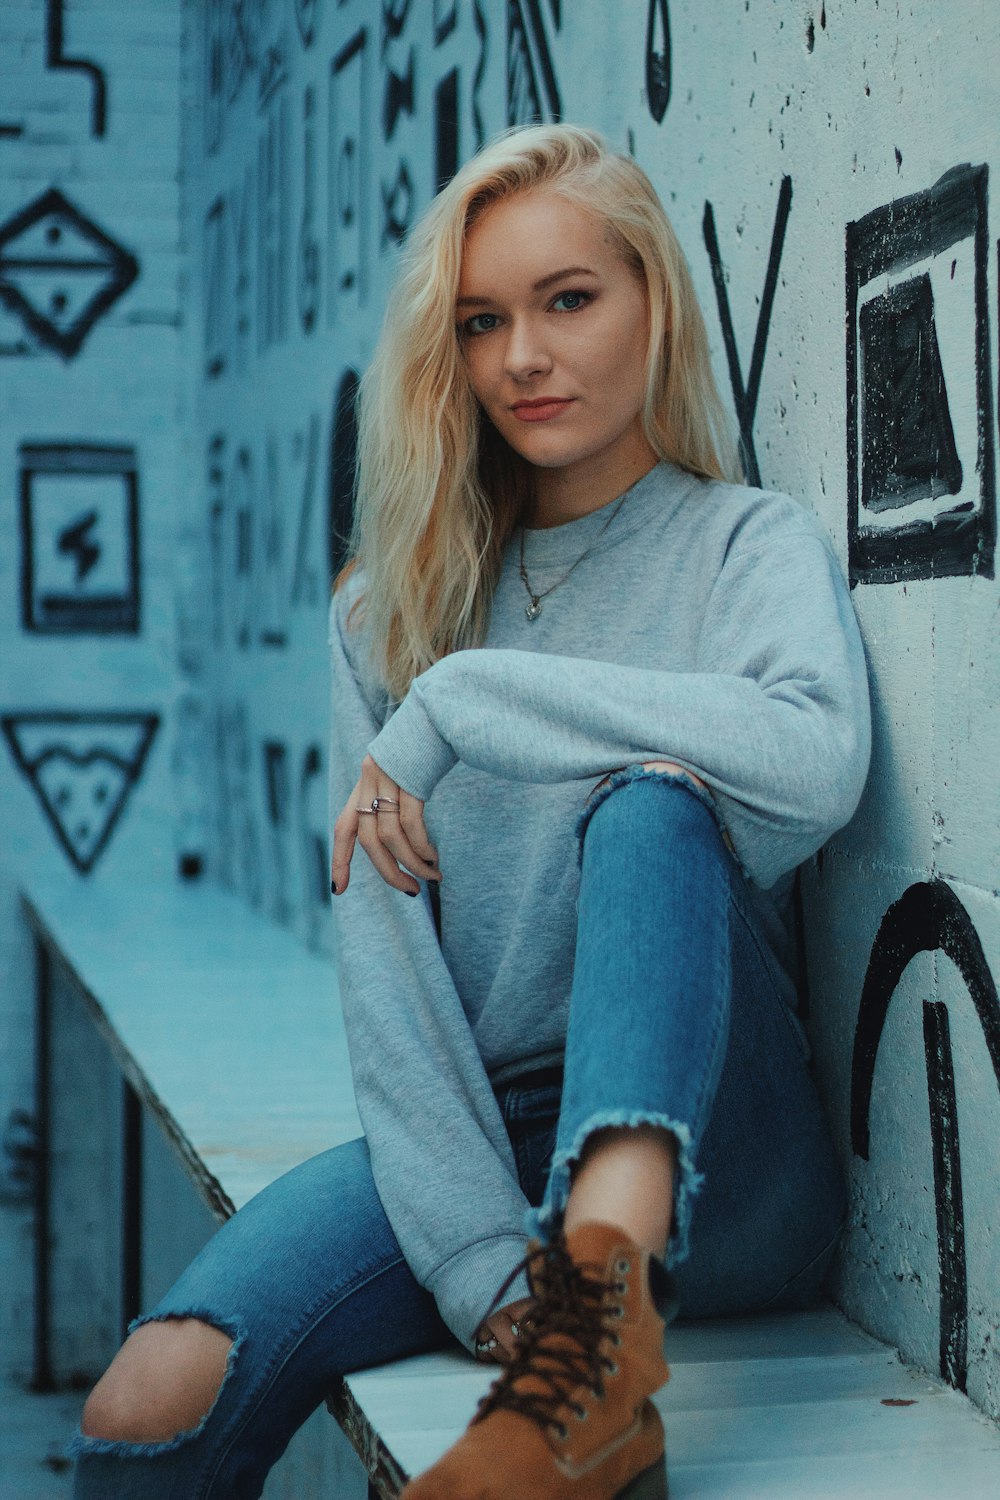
[523,1109,702,1324]
[67,1309,245,1460]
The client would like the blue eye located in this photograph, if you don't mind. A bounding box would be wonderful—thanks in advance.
[463,312,500,336]
[552,289,591,312]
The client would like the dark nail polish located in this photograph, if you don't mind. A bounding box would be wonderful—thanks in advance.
[331,880,338,895]
[407,889,418,898]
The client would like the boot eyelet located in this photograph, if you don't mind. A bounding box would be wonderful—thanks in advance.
[611,1332,622,1347]
[605,1360,619,1376]
[572,1402,588,1421]
[610,1303,625,1318]
[613,1279,627,1294]
[615,1257,631,1275]
[555,1422,569,1441]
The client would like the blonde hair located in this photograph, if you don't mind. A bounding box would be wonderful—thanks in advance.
[337,123,741,699]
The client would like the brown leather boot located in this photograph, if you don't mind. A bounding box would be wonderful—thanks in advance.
[400,1221,674,1500]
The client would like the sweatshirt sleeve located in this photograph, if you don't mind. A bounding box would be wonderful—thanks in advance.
[368,533,872,891]
[327,587,534,1350]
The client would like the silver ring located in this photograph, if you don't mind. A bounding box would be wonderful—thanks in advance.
[372,797,400,812]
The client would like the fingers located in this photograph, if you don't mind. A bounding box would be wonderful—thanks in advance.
[345,757,440,897]
[330,778,362,896]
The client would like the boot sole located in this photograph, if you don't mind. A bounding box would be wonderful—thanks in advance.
[617,1456,668,1500]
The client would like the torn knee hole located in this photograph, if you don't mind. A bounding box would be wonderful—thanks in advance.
[80,1315,237,1447]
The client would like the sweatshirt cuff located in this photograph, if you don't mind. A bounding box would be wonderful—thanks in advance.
[367,684,458,801]
[424,1233,532,1352]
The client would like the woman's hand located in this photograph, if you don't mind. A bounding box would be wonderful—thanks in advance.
[331,754,441,896]
[474,1295,536,1365]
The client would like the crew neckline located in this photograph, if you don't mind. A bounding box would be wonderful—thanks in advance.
[515,460,698,568]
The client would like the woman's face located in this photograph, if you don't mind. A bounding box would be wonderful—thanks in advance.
[456,188,654,484]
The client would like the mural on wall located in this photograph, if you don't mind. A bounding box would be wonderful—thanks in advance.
[291,412,322,607]
[45,0,108,138]
[380,1,418,250]
[295,0,323,51]
[328,27,370,316]
[257,96,291,352]
[435,66,460,191]
[299,741,329,950]
[19,443,140,635]
[213,700,263,907]
[507,0,561,126]
[645,0,671,123]
[263,739,293,924]
[328,368,360,583]
[851,879,1000,1394]
[0,711,159,874]
[298,84,321,332]
[0,188,139,359]
[204,194,228,377]
[472,0,488,149]
[702,176,793,489]
[846,162,996,585]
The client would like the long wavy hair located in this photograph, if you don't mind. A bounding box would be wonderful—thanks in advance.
[335,123,741,699]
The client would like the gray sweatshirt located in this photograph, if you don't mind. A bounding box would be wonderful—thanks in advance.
[327,459,871,1350]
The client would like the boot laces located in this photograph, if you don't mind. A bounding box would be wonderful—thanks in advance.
[472,1232,623,1438]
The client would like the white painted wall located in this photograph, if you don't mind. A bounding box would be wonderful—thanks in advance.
[1,0,996,1433]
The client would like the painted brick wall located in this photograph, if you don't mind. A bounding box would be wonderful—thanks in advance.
[0,0,188,1373]
[1,0,997,1431]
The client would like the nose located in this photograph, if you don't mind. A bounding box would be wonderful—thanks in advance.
[503,315,552,380]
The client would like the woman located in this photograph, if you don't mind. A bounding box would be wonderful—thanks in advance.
[72,124,871,1500]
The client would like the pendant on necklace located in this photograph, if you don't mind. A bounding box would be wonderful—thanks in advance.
[525,599,542,621]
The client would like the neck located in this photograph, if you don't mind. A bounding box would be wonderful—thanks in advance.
[529,437,659,529]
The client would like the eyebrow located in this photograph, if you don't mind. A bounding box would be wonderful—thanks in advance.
[456,265,600,308]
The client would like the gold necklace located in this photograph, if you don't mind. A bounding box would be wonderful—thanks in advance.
[517,489,632,621]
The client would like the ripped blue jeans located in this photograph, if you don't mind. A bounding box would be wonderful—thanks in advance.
[71,769,847,1498]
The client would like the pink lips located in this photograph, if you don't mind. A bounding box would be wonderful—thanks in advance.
[511,397,575,423]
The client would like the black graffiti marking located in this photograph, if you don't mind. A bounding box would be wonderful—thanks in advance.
[1,711,158,875]
[46,0,107,138]
[0,123,25,138]
[295,0,322,49]
[204,195,227,377]
[291,414,321,607]
[232,169,253,365]
[381,0,413,50]
[226,1,257,105]
[0,187,139,360]
[298,85,320,334]
[258,436,289,649]
[472,0,488,149]
[205,0,224,154]
[299,743,329,950]
[257,98,290,352]
[329,369,360,582]
[435,68,460,192]
[329,29,369,310]
[207,434,226,651]
[645,0,671,123]
[507,0,561,126]
[263,740,293,924]
[923,1000,968,1392]
[20,443,140,635]
[850,879,1000,1395]
[231,446,254,651]
[547,0,561,24]
[703,175,792,488]
[383,49,416,142]
[258,37,289,111]
[434,0,458,45]
[59,512,99,581]
[846,163,995,585]
[381,161,415,249]
[859,273,962,510]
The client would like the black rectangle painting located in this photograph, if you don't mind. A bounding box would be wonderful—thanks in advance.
[20,443,140,634]
[846,163,995,584]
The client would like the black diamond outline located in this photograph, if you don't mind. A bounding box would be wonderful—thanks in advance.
[0,187,140,359]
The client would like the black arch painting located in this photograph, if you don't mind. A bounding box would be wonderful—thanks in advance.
[328,369,360,583]
[851,879,1000,1392]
